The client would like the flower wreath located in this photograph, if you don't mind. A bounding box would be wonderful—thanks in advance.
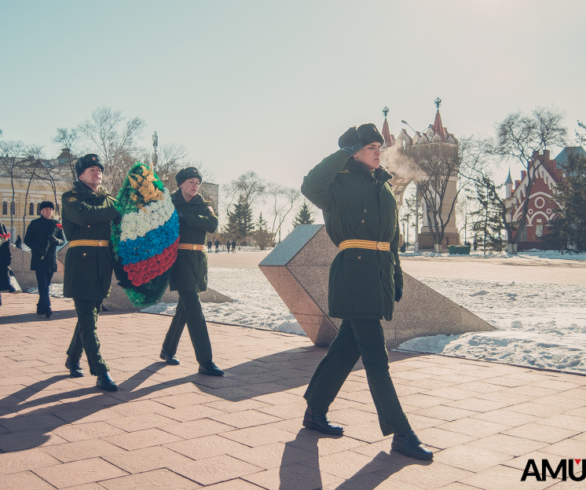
[111,162,179,307]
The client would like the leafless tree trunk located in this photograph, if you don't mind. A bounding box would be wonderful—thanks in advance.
[21,146,45,235]
[0,140,26,235]
[266,183,300,238]
[222,171,266,215]
[409,142,464,250]
[77,106,146,196]
[53,128,81,183]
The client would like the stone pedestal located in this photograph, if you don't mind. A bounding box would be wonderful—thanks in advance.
[260,225,494,348]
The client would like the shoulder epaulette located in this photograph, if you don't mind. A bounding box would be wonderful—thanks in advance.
[338,170,350,174]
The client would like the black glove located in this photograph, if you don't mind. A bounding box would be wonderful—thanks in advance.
[177,212,187,224]
[48,235,58,244]
[338,127,363,156]
[395,288,403,303]
[113,212,123,225]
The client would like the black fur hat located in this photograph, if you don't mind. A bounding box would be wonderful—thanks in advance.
[39,201,54,211]
[175,167,203,187]
[338,123,384,149]
[75,154,104,177]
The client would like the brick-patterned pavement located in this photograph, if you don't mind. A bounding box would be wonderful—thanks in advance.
[1,293,585,489]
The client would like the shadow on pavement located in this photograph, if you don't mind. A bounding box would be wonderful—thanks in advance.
[0,349,423,456]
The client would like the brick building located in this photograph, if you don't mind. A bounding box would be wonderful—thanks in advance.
[506,146,586,250]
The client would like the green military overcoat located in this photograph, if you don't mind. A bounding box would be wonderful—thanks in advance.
[61,181,119,301]
[169,190,218,292]
[301,149,403,321]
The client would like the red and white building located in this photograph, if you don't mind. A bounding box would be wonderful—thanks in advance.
[506,146,585,250]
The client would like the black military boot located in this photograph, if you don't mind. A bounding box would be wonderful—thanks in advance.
[65,356,84,377]
[45,309,53,319]
[96,372,118,392]
[198,361,224,376]
[303,406,344,435]
[160,348,180,365]
[392,429,433,460]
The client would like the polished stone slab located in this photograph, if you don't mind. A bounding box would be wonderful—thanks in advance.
[260,225,494,347]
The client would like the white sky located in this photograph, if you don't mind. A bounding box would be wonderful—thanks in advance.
[2,0,585,228]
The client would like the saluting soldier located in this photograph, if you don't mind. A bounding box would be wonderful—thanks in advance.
[24,201,65,318]
[62,154,121,391]
[159,168,224,376]
[300,124,432,460]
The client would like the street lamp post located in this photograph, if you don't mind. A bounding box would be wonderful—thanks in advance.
[152,131,158,171]
[401,119,421,253]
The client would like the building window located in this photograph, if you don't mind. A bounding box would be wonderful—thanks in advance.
[536,224,543,237]
[36,203,41,216]
[29,203,34,216]
[10,201,15,215]
[2,202,6,215]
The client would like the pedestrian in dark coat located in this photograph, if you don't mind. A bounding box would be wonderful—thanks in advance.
[24,201,65,317]
[214,239,220,253]
[61,154,121,392]
[226,240,231,253]
[15,235,22,249]
[0,223,14,292]
[160,167,224,376]
[231,240,236,253]
[300,123,432,460]
[207,240,212,253]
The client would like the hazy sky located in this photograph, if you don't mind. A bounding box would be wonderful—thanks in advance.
[2,0,585,219]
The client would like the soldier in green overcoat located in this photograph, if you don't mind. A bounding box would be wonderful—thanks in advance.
[300,124,432,460]
[159,167,224,376]
[62,154,121,392]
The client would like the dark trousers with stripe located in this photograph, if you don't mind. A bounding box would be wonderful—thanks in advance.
[304,318,411,436]
[162,290,213,365]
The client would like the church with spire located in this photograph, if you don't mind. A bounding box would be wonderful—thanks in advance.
[380,100,461,250]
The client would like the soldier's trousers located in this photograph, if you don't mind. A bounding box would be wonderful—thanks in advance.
[162,290,212,365]
[66,299,109,376]
[304,318,411,436]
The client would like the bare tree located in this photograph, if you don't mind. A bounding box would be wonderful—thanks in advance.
[20,145,45,234]
[266,183,301,241]
[488,106,567,252]
[577,120,586,145]
[408,142,463,251]
[222,171,266,214]
[0,140,26,235]
[140,143,216,192]
[77,106,146,195]
[53,127,81,183]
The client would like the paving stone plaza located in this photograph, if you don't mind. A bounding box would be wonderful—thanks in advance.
[1,292,585,489]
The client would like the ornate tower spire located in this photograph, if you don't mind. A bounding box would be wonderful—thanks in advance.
[381,107,394,147]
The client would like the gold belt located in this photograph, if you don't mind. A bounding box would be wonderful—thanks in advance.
[338,239,391,252]
[177,243,205,251]
[69,240,110,248]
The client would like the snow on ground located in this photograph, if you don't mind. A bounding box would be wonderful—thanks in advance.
[400,277,586,374]
[26,265,586,374]
[400,249,586,261]
[141,267,306,336]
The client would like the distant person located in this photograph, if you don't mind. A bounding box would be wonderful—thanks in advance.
[214,239,220,253]
[473,238,478,251]
[0,222,15,293]
[207,240,212,253]
[24,201,65,318]
[300,123,432,460]
[231,240,236,253]
[15,235,22,249]
[226,241,231,253]
[160,167,224,376]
